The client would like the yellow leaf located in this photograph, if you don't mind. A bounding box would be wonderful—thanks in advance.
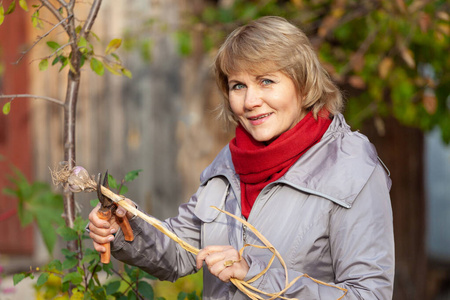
[68,61,77,74]
[436,11,449,21]
[291,0,302,8]
[348,75,366,89]
[399,46,415,68]
[18,0,28,11]
[378,57,393,79]
[104,62,122,76]
[105,38,122,55]
[69,289,83,300]
[121,67,132,79]
[0,6,5,26]
[374,116,385,136]
[3,102,11,115]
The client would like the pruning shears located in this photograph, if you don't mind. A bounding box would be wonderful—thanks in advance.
[97,171,134,264]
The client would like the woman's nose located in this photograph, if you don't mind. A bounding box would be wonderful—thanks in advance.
[244,87,263,110]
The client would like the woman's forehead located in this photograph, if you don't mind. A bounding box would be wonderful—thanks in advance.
[223,59,280,78]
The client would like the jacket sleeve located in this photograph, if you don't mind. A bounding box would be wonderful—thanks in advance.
[241,163,395,299]
[110,185,205,282]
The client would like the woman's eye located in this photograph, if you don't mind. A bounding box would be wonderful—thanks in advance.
[231,83,245,90]
[261,79,274,85]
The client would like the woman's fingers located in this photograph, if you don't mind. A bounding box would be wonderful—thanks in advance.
[88,203,119,246]
[88,204,109,228]
[115,198,135,219]
[196,245,249,282]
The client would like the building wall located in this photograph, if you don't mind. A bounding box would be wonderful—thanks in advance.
[0,4,34,257]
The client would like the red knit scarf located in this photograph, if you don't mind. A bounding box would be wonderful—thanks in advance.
[229,111,332,219]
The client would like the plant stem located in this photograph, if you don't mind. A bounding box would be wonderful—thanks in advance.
[0,94,64,106]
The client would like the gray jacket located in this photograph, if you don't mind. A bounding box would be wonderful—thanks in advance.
[111,114,395,299]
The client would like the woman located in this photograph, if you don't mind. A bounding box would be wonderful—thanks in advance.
[88,16,394,299]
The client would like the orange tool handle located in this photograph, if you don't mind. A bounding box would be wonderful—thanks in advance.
[97,210,112,264]
[117,215,134,241]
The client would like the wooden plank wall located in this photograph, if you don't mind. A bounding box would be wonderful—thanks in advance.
[30,0,232,222]
[0,7,34,256]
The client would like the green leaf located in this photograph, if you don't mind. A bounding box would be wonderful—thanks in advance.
[90,199,99,207]
[107,174,118,189]
[5,0,15,14]
[62,257,78,270]
[102,261,113,275]
[57,225,79,241]
[58,56,68,72]
[47,41,61,51]
[119,185,128,195]
[0,6,5,26]
[105,281,121,295]
[62,272,83,285]
[81,252,99,265]
[61,248,77,257]
[36,212,58,254]
[39,59,48,71]
[111,53,120,61]
[177,292,187,300]
[31,10,44,28]
[13,273,26,285]
[140,40,152,62]
[127,291,137,300]
[36,272,49,287]
[90,58,104,76]
[47,259,62,272]
[105,38,122,55]
[52,56,60,65]
[89,30,101,42]
[137,281,153,299]
[124,169,143,182]
[104,62,122,76]
[18,0,28,11]
[175,31,192,56]
[78,37,88,53]
[73,216,88,232]
[3,102,11,115]
[121,67,132,79]
[187,291,199,300]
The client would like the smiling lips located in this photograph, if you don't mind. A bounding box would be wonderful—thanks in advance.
[247,112,273,125]
[248,113,272,120]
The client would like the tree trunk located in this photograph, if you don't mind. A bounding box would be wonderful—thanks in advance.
[362,116,427,300]
[63,73,80,251]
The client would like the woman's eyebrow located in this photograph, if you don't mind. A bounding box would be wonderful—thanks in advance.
[255,73,277,79]
[228,78,242,85]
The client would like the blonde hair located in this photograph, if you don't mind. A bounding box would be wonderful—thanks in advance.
[214,16,343,126]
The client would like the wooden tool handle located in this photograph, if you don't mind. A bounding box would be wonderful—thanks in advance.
[97,210,112,264]
[117,215,134,241]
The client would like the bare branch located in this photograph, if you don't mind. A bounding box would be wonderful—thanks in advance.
[0,94,65,106]
[40,0,69,33]
[14,15,73,65]
[57,0,68,8]
[80,0,102,40]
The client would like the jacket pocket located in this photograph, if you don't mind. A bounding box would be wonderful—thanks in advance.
[194,176,230,247]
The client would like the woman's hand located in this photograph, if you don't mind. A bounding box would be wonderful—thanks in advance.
[88,199,134,253]
[196,245,249,282]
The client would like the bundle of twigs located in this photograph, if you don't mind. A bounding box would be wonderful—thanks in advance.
[51,163,347,300]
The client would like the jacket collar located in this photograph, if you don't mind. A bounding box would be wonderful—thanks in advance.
[200,114,380,209]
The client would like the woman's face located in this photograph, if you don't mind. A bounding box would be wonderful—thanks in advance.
[228,71,305,143]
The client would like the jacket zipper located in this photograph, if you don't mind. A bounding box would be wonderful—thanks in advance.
[243,224,248,244]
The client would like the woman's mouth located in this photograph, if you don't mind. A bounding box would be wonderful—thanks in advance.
[248,113,272,124]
